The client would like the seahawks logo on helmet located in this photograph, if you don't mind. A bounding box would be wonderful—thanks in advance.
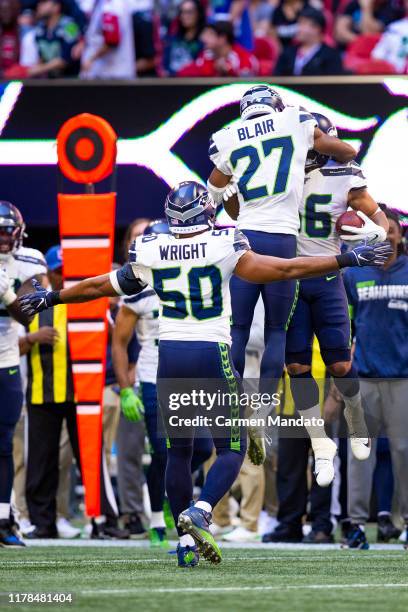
[305,112,338,173]
[165,181,215,235]
[0,201,25,261]
[240,85,285,121]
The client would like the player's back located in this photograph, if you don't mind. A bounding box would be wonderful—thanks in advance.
[128,227,249,344]
[298,160,367,257]
[210,106,316,235]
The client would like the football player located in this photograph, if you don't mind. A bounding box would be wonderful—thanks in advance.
[0,201,47,547]
[19,182,391,565]
[285,112,389,487]
[112,218,212,549]
[207,85,357,464]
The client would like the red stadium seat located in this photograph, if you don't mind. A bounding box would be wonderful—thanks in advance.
[344,33,382,71]
[253,37,279,76]
[354,59,396,74]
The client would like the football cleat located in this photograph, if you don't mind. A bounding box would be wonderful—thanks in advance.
[341,524,369,550]
[177,543,199,568]
[0,519,26,547]
[313,438,337,487]
[149,527,169,548]
[177,506,222,564]
[350,437,371,461]
[377,514,401,542]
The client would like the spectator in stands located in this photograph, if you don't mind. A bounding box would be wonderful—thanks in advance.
[25,0,81,78]
[334,0,403,48]
[22,0,87,31]
[269,0,308,49]
[0,0,22,73]
[80,0,136,79]
[177,20,258,76]
[371,0,408,73]
[209,0,254,50]
[275,7,344,74]
[132,0,158,77]
[0,0,40,77]
[163,0,205,76]
[249,0,277,37]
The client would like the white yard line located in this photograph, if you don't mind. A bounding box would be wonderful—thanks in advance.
[18,539,406,551]
[77,584,408,596]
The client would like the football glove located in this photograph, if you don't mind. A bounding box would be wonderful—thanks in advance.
[340,210,387,244]
[120,387,144,422]
[19,279,61,315]
[223,182,238,202]
[337,241,393,268]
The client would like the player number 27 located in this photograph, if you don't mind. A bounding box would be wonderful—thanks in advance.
[230,136,294,202]
[153,265,222,320]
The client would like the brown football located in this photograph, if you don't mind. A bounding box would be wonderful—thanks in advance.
[335,210,364,236]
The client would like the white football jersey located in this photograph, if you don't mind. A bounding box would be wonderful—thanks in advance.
[298,160,367,257]
[123,288,159,384]
[209,106,317,235]
[111,228,250,345]
[0,247,47,368]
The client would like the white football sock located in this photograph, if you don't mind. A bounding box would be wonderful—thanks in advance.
[302,404,328,441]
[343,392,368,437]
[0,503,10,520]
[150,511,165,529]
[180,534,195,547]
[194,501,212,513]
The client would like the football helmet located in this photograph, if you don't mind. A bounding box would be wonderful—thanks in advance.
[143,218,170,236]
[0,201,25,261]
[305,112,338,172]
[164,182,215,235]
[240,85,285,121]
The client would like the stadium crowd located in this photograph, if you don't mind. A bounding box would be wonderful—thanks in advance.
[8,206,408,547]
[0,0,408,79]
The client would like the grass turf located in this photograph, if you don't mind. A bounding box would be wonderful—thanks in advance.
[1,546,407,612]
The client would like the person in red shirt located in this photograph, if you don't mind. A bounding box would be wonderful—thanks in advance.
[0,0,21,73]
[177,20,258,77]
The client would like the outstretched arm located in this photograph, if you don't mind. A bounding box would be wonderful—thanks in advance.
[19,265,146,316]
[235,243,392,283]
[313,127,356,163]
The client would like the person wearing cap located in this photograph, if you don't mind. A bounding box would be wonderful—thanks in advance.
[274,7,344,76]
[25,246,126,539]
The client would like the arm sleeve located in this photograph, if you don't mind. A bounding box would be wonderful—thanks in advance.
[110,264,147,297]
[208,132,232,176]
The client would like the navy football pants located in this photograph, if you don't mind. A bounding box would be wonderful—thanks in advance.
[285,272,351,367]
[157,341,246,533]
[0,367,24,506]
[230,230,297,392]
[142,382,213,513]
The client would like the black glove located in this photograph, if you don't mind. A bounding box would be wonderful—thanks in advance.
[19,279,62,316]
[336,241,393,268]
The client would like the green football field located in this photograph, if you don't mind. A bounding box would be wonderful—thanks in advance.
[1,546,408,612]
